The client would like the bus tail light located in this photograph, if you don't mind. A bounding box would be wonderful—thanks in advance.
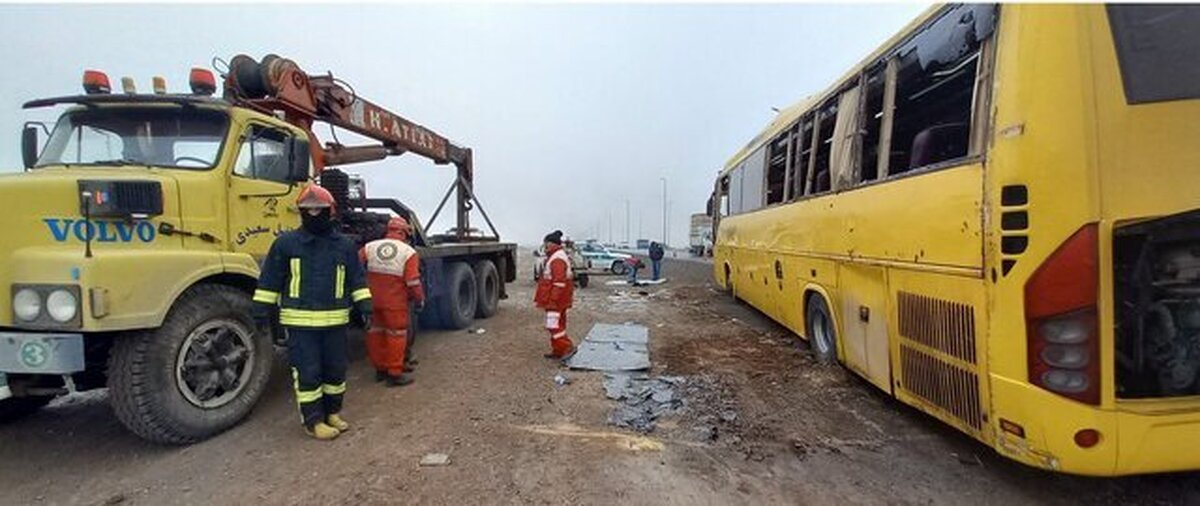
[1025,224,1100,405]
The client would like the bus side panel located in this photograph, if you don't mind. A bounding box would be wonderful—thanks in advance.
[887,269,992,445]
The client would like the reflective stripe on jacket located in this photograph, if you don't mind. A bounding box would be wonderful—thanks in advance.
[360,238,425,310]
[534,246,574,311]
[254,229,372,328]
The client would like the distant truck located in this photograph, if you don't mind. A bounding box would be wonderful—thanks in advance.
[689,213,713,256]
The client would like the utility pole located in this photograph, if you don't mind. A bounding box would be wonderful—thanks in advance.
[607,209,613,245]
[625,199,631,246]
[660,176,668,245]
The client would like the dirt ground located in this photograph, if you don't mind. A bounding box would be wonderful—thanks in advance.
[2,250,1200,505]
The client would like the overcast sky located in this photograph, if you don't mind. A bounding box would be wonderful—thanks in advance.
[0,3,928,247]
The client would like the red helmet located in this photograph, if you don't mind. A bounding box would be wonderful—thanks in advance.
[387,216,412,239]
[297,185,336,213]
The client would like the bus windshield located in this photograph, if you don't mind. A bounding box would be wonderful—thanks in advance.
[36,106,229,169]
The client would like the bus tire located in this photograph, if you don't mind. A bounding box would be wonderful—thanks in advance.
[440,262,478,330]
[108,284,273,444]
[0,395,54,423]
[473,259,500,319]
[806,294,838,364]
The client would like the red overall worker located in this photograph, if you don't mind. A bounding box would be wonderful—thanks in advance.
[360,217,425,387]
[534,230,576,359]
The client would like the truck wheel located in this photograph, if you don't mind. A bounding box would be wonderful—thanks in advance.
[473,260,500,319]
[0,396,53,423]
[578,273,590,288]
[108,284,273,444]
[611,260,628,275]
[439,262,478,330]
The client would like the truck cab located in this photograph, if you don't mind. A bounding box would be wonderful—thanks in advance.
[1,70,321,442]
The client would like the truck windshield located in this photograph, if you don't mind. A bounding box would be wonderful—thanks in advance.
[36,106,229,169]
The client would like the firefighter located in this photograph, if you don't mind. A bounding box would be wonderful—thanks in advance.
[534,230,576,359]
[360,216,425,387]
[253,185,372,441]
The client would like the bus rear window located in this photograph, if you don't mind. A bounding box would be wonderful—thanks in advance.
[1108,5,1200,104]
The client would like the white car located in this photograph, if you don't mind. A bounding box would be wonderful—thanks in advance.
[577,242,632,275]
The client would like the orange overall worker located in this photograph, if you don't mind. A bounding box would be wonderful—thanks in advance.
[534,230,576,359]
[360,217,425,387]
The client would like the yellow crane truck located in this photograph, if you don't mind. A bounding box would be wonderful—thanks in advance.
[0,55,516,443]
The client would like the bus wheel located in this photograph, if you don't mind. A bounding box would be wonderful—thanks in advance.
[473,259,500,319]
[108,284,273,444]
[806,294,838,364]
[440,262,478,330]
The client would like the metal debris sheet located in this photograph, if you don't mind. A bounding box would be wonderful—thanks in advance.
[565,323,650,371]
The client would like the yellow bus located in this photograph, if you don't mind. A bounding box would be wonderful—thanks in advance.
[709,4,1200,476]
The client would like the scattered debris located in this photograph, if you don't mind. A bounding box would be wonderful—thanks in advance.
[419,453,451,467]
[103,494,126,506]
[566,323,651,371]
[604,372,686,433]
[553,374,571,387]
[466,328,487,335]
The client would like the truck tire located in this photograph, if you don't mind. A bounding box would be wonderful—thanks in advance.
[473,260,500,319]
[0,395,53,423]
[108,284,273,444]
[439,262,477,330]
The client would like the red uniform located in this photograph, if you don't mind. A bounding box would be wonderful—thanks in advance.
[360,220,425,377]
[534,244,575,357]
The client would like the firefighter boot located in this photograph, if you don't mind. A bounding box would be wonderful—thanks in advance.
[385,374,414,387]
[327,414,350,432]
[305,422,341,441]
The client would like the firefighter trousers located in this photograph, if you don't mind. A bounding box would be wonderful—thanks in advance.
[366,307,409,377]
[545,309,574,357]
[286,326,348,429]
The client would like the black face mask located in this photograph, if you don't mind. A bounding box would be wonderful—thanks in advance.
[301,208,335,235]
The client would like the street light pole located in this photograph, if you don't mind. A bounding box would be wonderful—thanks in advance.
[660,176,668,246]
[625,199,630,246]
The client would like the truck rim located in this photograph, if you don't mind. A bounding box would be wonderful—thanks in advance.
[175,318,256,409]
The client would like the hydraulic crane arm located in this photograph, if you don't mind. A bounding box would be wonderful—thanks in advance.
[221,54,490,241]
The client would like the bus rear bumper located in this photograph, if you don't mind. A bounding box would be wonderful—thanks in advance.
[991,376,1200,475]
[1113,405,1200,475]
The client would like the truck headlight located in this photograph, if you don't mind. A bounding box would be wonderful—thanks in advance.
[46,289,78,323]
[12,288,41,322]
[10,284,81,328]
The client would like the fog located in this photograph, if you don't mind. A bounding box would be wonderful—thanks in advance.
[0,3,928,246]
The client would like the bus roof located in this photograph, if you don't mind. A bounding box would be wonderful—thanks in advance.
[718,3,945,178]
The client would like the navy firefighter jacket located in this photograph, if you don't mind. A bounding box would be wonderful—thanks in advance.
[253,229,373,328]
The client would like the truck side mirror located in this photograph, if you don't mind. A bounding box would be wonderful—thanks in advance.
[287,137,311,182]
[22,126,39,169]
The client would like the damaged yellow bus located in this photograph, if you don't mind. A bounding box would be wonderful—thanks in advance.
[709,4,1200,476]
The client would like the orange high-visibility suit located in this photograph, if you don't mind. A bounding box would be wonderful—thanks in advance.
[534,243,575,358]
[360,218,425,378]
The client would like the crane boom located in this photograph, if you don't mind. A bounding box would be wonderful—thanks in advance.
[221,53,485,241]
